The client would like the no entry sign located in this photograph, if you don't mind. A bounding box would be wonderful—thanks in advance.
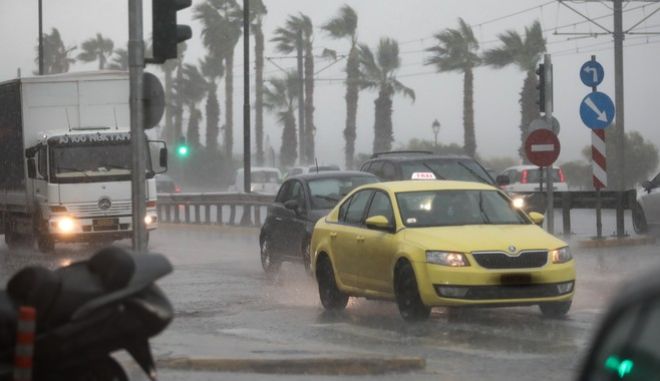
[525,129,560,167]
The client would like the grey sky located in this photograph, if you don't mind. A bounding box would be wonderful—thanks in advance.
[2,0,660,167]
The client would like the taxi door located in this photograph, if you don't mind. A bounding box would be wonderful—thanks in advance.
[359,191,397,294]
[329,190,373,289]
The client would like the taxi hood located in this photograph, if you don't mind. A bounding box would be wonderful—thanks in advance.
[401,224,567,253]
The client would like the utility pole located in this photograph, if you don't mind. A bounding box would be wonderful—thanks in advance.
[128,0,147,252]
[613,0,626,237]
[243,0,251,193]
[296,30,305,165]
[38,0,43,75]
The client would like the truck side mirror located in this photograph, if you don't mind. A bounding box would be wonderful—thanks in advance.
[159,147,168,169]
[27,159,37,179]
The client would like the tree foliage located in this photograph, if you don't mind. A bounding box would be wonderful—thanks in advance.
[35,28,76,74]
[264,72,300,168]
[77,33,114,70]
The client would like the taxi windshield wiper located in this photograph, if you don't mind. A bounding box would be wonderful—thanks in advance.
[421,163,446,179]
[478,191,491,224]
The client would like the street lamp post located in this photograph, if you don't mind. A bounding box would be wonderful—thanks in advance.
[432,119,440,149]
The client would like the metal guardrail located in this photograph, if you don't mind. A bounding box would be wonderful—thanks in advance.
[156,192,274,227]
[156,190,638,234]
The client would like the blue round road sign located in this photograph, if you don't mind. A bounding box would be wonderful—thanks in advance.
[580,60,604,87]
[580,91,615,129]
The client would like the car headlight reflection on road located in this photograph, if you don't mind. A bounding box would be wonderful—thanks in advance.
[56,217,75,233]
[426,251,470,267]
[512,197,525,209]
[551,247,572,264]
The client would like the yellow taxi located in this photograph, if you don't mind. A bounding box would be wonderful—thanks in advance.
[310,180,575,321]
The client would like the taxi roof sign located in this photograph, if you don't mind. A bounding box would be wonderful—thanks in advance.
[411,172,436,180]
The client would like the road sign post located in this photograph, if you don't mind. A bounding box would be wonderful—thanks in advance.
[543,54,555,234]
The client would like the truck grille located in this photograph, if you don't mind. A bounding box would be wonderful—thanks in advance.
[66,201,132,217]
[472,251,548,269]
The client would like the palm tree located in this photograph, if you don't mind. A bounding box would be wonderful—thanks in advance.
[264,72,299,168]
[323,5,360,169]
[175,64,207,149]
[483,20,546,160]
[35,28,76,74]
[359,38,415,153]
[77,33,114,70]
[194,0,242,158]
[425,18,481,158]
[200,55,224,152]
[271,13,316,164]
[250,0,267,165]
[107,48,128,70]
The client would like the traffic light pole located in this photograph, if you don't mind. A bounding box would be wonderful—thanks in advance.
[544,54,554,235]
[129,0,148,252]
[613,0,626,237]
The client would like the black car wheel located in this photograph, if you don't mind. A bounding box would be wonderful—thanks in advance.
[632,203,648,234]
[395,261,431,322]
[316,256,348,310]
[260,238,281,274]
[539,300,572,319]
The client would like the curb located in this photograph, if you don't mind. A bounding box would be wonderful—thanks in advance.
[157,356,426,375]
[576,235,656,249]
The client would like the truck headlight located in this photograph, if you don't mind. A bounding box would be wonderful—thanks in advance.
[550,247,572,264]
[144,215,157,225]
[56,217,75,233]
[426,251,469,267]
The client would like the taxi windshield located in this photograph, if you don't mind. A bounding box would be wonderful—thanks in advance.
[396,190,528,227]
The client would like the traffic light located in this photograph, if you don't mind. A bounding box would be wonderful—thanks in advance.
[152,0,193,64]
[176,137,189,158]
[536,63,545,113]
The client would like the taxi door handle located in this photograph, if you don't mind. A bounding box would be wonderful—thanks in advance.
[330,232,337,239]
[356,236,365,242]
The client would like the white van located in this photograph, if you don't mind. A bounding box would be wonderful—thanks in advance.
[231,167,282,195]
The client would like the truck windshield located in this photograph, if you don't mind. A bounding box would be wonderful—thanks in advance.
[50,143,151,183]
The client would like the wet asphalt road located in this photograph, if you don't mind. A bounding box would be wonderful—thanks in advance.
[1,209,659,381]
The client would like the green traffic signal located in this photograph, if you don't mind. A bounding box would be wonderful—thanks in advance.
[177,145,189,157]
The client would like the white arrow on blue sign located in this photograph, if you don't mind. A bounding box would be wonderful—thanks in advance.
[580,60,604,87]
[580,91,615,129]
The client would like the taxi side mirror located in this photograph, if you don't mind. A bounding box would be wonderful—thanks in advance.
[528,212,544,226]
[365,215,393,232]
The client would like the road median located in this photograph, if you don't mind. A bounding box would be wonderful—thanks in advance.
[576,235,656,249]
[157,356,426,375]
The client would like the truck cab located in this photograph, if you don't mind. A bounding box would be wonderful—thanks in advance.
[18,128,166,251]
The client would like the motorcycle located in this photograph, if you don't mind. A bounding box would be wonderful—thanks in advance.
[0,246,173,381]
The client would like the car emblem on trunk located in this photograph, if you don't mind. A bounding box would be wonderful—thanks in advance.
[98,197,112,210]
[508,245,517,253]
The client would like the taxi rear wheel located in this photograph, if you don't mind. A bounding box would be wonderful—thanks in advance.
[395,262,431,322]
[539,300,572,318]
[316,256,348,310]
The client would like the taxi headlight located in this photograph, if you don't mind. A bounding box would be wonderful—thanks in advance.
[56,217,75,233]
[426,251,469,267]
[512,197,525,209]
[550,247,572,264]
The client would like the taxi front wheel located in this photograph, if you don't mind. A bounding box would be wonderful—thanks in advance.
[395,261,431,322]
[316,257,348,310]
[539,300,572,318]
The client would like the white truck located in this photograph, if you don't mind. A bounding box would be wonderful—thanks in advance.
[0,71,167,252]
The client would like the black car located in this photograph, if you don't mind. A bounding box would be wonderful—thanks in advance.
[360,150,495,185]
[259,171,379,274]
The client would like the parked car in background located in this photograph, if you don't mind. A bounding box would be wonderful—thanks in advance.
[359,151,495,184]
[231,167,282,195]
[285,164,341,179]
[632,171,660,234]
[259,171,379,274]
[497,165,568,192]
[155,174,181,194]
